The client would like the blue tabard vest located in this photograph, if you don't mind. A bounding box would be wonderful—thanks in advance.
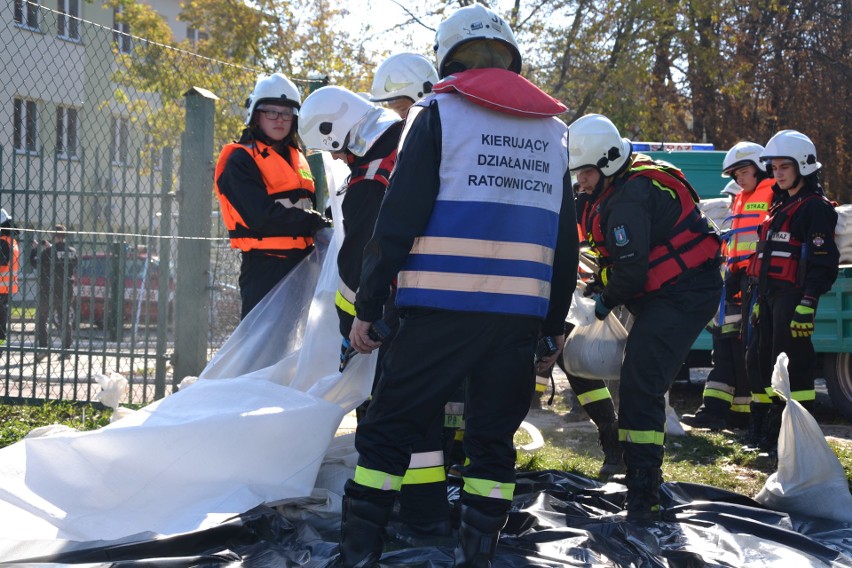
[395,93,567,318]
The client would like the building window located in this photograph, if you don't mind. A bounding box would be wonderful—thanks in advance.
[57,0,80,40]
[113,7,131,54]
[186,26,208,48]
[13,98,38,154]
[112,117,129,165]
[56,106,78,158]
[14,0,40,31]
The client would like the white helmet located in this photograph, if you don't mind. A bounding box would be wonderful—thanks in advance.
[244,73,302,126]
[761,130,821,176]
[0,208,9,225]
[434,4,521,78]
[722,141,766,177]
[371,53,438,103]
[567,114,632,177]
[299,86,382,153]
[721,180,743,196]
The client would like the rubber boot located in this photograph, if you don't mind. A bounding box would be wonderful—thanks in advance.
[582,398,624,480]
[453,504,509,568]
[760,404,783,455]
[625,468,663,522]
[741,402,769,451]
[681,399,728,431]
[337,482,395,568]
[597,421,625,480]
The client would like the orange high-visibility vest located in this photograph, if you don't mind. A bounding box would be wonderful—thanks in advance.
[215,141,315,254]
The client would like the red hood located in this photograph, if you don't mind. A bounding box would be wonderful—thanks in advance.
[432,68,567,118]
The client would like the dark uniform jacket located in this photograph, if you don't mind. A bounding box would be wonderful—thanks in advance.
[762,186,839,298]
[31,241,78,297]
[336,121,404,337]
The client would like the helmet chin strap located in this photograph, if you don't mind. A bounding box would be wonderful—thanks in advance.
[593,171,610,195]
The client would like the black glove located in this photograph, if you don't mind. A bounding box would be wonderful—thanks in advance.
[593,294,612,321]
[311,212,332,233]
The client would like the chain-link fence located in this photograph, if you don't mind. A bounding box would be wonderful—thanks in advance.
[0,0,260,404]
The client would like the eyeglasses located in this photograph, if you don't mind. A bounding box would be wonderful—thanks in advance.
[257,107,294,121]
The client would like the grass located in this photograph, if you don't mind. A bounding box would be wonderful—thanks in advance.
[516,420,852,497]
[0,401,112,448]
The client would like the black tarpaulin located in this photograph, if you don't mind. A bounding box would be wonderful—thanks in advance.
[3,470,851,567]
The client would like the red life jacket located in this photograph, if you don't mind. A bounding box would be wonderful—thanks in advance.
[582,155,721,297]
[746,193,830,286]
[343,150,397,189]
[215,141,316,254]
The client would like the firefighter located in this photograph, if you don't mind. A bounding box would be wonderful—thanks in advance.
[370,52,438,119]
[300,86,454,540]
[746,130,838,453]
[571,114,722,521]
[683,142,774,433]
[0,209,19,347]
[214,73,330,319]
[31,224,78,358]
[371,52,468,472]
[336,5,577,566]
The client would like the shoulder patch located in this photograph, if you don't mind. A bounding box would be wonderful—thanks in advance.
[812,233,826,248]
[613,225,630,247]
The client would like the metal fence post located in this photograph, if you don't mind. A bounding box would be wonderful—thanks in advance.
[106,241,125,342]
[154,148,174,399]
[305,75,330,209]
[174,87,218,382]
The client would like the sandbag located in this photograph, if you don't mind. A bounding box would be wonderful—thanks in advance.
[755,353,852,522]
[562,312,627,381]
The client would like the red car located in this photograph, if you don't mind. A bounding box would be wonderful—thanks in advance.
[76,252,174,328]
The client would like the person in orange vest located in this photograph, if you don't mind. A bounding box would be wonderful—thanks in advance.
[0,208,20,347]
[746,130,839,454]
[683,142,774,436]
[214,73,330,318]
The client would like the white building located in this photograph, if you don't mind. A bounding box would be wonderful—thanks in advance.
[0,0,203,238]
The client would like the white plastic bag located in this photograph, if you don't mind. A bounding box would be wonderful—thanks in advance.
[755,353,852,522]
[566,283,597,328]
[562,312,628,381]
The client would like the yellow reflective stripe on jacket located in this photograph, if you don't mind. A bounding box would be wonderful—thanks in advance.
[577,387,612,406]
[791,389,816,402]
[730,403,751,414]
[462,476,515,501]
[397,270,550,300]
[619,428,665,446]
[410,236,555,265]
[335,290,357,316]
[535,374,549,393]
[354,465,403,491]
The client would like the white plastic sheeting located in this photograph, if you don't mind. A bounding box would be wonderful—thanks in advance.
[0,152,376,543]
